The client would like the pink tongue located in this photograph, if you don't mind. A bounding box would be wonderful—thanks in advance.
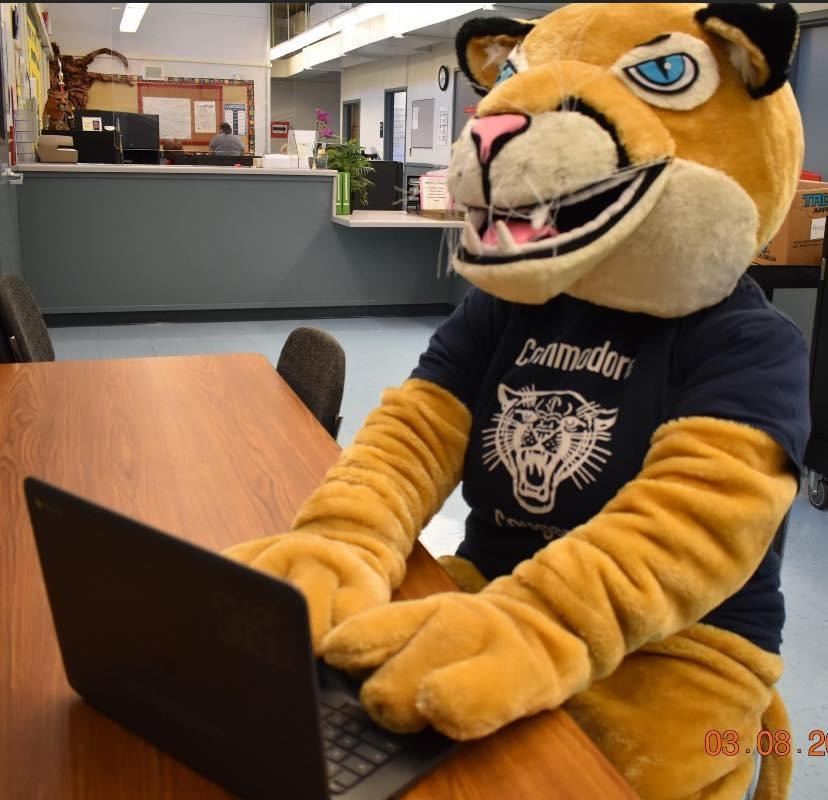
[481,219,559,246]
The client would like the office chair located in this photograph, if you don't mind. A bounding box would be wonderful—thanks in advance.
[0,275,55,363]
[770,513,791,563]
[276,327,345,440]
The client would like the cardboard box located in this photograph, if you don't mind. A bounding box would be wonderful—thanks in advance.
[754,180,828,266]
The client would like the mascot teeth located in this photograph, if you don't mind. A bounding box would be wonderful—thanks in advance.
[494,220,520,253]
[463,166,662,261]
[462,220,484,255]
[530,205,551,231]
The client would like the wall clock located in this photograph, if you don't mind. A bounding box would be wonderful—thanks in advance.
[438,65,450,91]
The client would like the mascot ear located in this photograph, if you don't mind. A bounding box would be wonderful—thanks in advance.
[695,3,799,99]
[456,17,534,96]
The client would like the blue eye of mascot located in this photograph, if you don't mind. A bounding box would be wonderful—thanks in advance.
[228,4,811,797]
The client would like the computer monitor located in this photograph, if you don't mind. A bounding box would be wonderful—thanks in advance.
[74,110,160,162]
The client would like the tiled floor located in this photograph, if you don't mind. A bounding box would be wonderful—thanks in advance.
[50,317,827,797]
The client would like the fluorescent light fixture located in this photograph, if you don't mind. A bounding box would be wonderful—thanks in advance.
[120,3,148,33]
[270,20,336,61]
[269,2,493,65]
[270,3,395,61]
[391,3,490,37]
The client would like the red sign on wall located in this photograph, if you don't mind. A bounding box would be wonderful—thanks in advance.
[271,121,290,138]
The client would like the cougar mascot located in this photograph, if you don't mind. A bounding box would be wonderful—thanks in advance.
[228,4,811,797]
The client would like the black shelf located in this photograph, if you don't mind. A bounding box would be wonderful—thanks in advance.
[748,258,827,479]
[747,264,822,294]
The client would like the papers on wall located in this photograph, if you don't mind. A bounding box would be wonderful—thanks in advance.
[410,99,434,148]
[224,102,247,136]
[193,101,217,133]
[142,96,192,140]
[81,116,103,132]
[437,107,448,146]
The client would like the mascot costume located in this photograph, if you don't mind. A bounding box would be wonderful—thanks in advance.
[228,4,812,797]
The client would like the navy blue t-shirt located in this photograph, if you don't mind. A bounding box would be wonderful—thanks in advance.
[411,275,811,653]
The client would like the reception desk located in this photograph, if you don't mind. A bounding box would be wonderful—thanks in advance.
[15,164,468,318]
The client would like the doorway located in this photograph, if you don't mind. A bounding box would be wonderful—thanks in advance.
[342,100,361,144]
[383,88,407,162]
[452,69,479,142]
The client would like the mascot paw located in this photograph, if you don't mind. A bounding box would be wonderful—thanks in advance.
[321,593,565,740]
[437,555,489,593]
[223,533,390,650]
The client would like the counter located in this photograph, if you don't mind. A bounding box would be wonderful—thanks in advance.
[14,164,468,317]
[16,164,336,178]
[332,210,465,229]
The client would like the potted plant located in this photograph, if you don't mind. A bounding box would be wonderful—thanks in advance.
[327,138,375,211]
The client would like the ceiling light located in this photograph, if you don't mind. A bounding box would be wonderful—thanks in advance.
[270,3,387,61]
[270,2,493,66]
[120,3,148,33]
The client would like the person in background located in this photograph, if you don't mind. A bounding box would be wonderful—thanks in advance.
[209,122,244,156]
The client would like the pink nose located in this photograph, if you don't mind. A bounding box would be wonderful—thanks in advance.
[471,114,529,165]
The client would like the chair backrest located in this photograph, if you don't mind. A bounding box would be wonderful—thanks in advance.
[0,275,55,363]
[276,326,345,439]
[770,511,791,563]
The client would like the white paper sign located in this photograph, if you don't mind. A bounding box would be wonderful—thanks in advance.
[142,97,192,140]
[437,107,448,146]
[810,216,826,240]
[419,176,450,210]
[82,116,103,132]
[193,101,216,133]
[224,103,247,136]
[412,106,419,131]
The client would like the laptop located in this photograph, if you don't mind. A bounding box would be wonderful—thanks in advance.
[24,478,456,800]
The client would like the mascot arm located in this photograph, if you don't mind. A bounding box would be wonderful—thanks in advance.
[225,378,471,646]
[487,416,795,685]
[290,377,471,586]
[323,416,795,739]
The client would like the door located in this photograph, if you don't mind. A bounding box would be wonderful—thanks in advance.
[452,69,479,142]
[383,89,407,162]
[342,100,360,144]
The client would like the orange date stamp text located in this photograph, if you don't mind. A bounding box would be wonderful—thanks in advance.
[705,729,827,757]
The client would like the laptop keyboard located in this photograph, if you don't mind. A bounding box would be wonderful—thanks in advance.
[321,696,406,795]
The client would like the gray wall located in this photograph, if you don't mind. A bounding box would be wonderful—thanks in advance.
[17,170,453,314]
[0,142,22,277]
[271,78,341,136]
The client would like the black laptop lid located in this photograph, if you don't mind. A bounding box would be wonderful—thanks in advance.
[24,478,329,800]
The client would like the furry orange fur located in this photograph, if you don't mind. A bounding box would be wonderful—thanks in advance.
[228,4,807,798]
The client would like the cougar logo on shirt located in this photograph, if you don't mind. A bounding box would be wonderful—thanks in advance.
[483,385,618,513]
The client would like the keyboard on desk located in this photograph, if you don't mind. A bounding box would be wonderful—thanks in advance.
[320,697,406,795]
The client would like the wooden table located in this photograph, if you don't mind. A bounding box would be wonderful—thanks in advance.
[0,354,637,800]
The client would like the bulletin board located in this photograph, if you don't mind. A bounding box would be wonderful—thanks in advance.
[138,80,222,146]
[26,7,45,115]
[87,76,255,153]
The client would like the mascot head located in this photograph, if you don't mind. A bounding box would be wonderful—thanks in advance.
[449,3,803,316]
